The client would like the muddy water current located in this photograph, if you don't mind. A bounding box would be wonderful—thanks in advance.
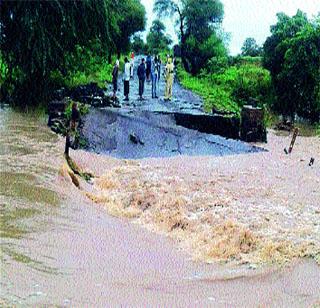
[0,107,64,303]
[1,106,320,306]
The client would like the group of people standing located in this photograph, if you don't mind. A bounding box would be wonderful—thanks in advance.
[112,53,175,102]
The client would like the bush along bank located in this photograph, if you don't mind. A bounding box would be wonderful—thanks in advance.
[48,98,89,149]
[177,59,274,117]
[176,57,272,142]
[48,82,122,148]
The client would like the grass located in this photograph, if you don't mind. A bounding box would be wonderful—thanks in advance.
[235,56,263,66]
[295,122,320,137]
[177,61,273,116]
[178,68,240,114]
[265,110,320,136]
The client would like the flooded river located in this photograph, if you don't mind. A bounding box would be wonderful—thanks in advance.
[0,106,64,304]
[1,106,319,306]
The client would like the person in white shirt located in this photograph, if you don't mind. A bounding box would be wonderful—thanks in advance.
[123,57,131,101]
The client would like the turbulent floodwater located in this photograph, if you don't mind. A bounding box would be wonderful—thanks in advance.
[0,106,60,262]
[0,106,63,304]
[1,106,320,306]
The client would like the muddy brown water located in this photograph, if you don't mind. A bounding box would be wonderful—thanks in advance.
[0,106,319,306]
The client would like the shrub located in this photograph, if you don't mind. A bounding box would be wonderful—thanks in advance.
[64,99,90,121]
[231,64,273,105]
[49,46,114,89]
[0,54,7,85]
[177,61,273,115]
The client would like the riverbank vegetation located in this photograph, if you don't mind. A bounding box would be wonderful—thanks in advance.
[177,58,272,115]
[263,10,320,123]
[0,53,7,86]
[50,41,114,89]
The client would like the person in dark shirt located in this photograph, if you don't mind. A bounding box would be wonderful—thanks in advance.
[70,102,80,130]
[137,58,146,100]
[65,101,80,155]
[155,55,161,82]
[146,54,152,82]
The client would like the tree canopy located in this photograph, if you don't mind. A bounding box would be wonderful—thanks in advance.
[110,0,146,58]
[154,0,225,75]
[0,0,145,106]
[241,38,262,57]
[146,19,172,54]
[263,10,320,122]
[131,34,146,54]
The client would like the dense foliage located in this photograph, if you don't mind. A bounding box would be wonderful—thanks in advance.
[177,60,273,115]
[50,41,114,89]
[263,10,320,122]
[0,0,145,106]
[154,0,225,75]
[146,20,172,54]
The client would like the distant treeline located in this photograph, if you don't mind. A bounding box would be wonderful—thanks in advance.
[168,3,320,123]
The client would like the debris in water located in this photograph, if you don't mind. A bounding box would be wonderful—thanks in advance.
[129,133,144,145]
[288,128,299,154]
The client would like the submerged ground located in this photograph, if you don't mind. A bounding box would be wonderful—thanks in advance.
[1,65,319,306]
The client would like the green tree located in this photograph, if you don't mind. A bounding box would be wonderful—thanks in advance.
[263,10,320,122]
[110,0,146,58]
[146,19,172,54]
[184,32,227,75]
[279,24,320,122]
[241,38,262,57]
[131,34,146,54]
[154,0,225,74]
[263,10,308,79]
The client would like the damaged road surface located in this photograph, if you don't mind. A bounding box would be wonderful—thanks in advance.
[49,56,265,158]
[78,56,265,159]
[82,108,263,159]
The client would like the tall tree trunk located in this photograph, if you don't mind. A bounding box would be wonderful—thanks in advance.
[178,11,190,73]
[180,41,190,73]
